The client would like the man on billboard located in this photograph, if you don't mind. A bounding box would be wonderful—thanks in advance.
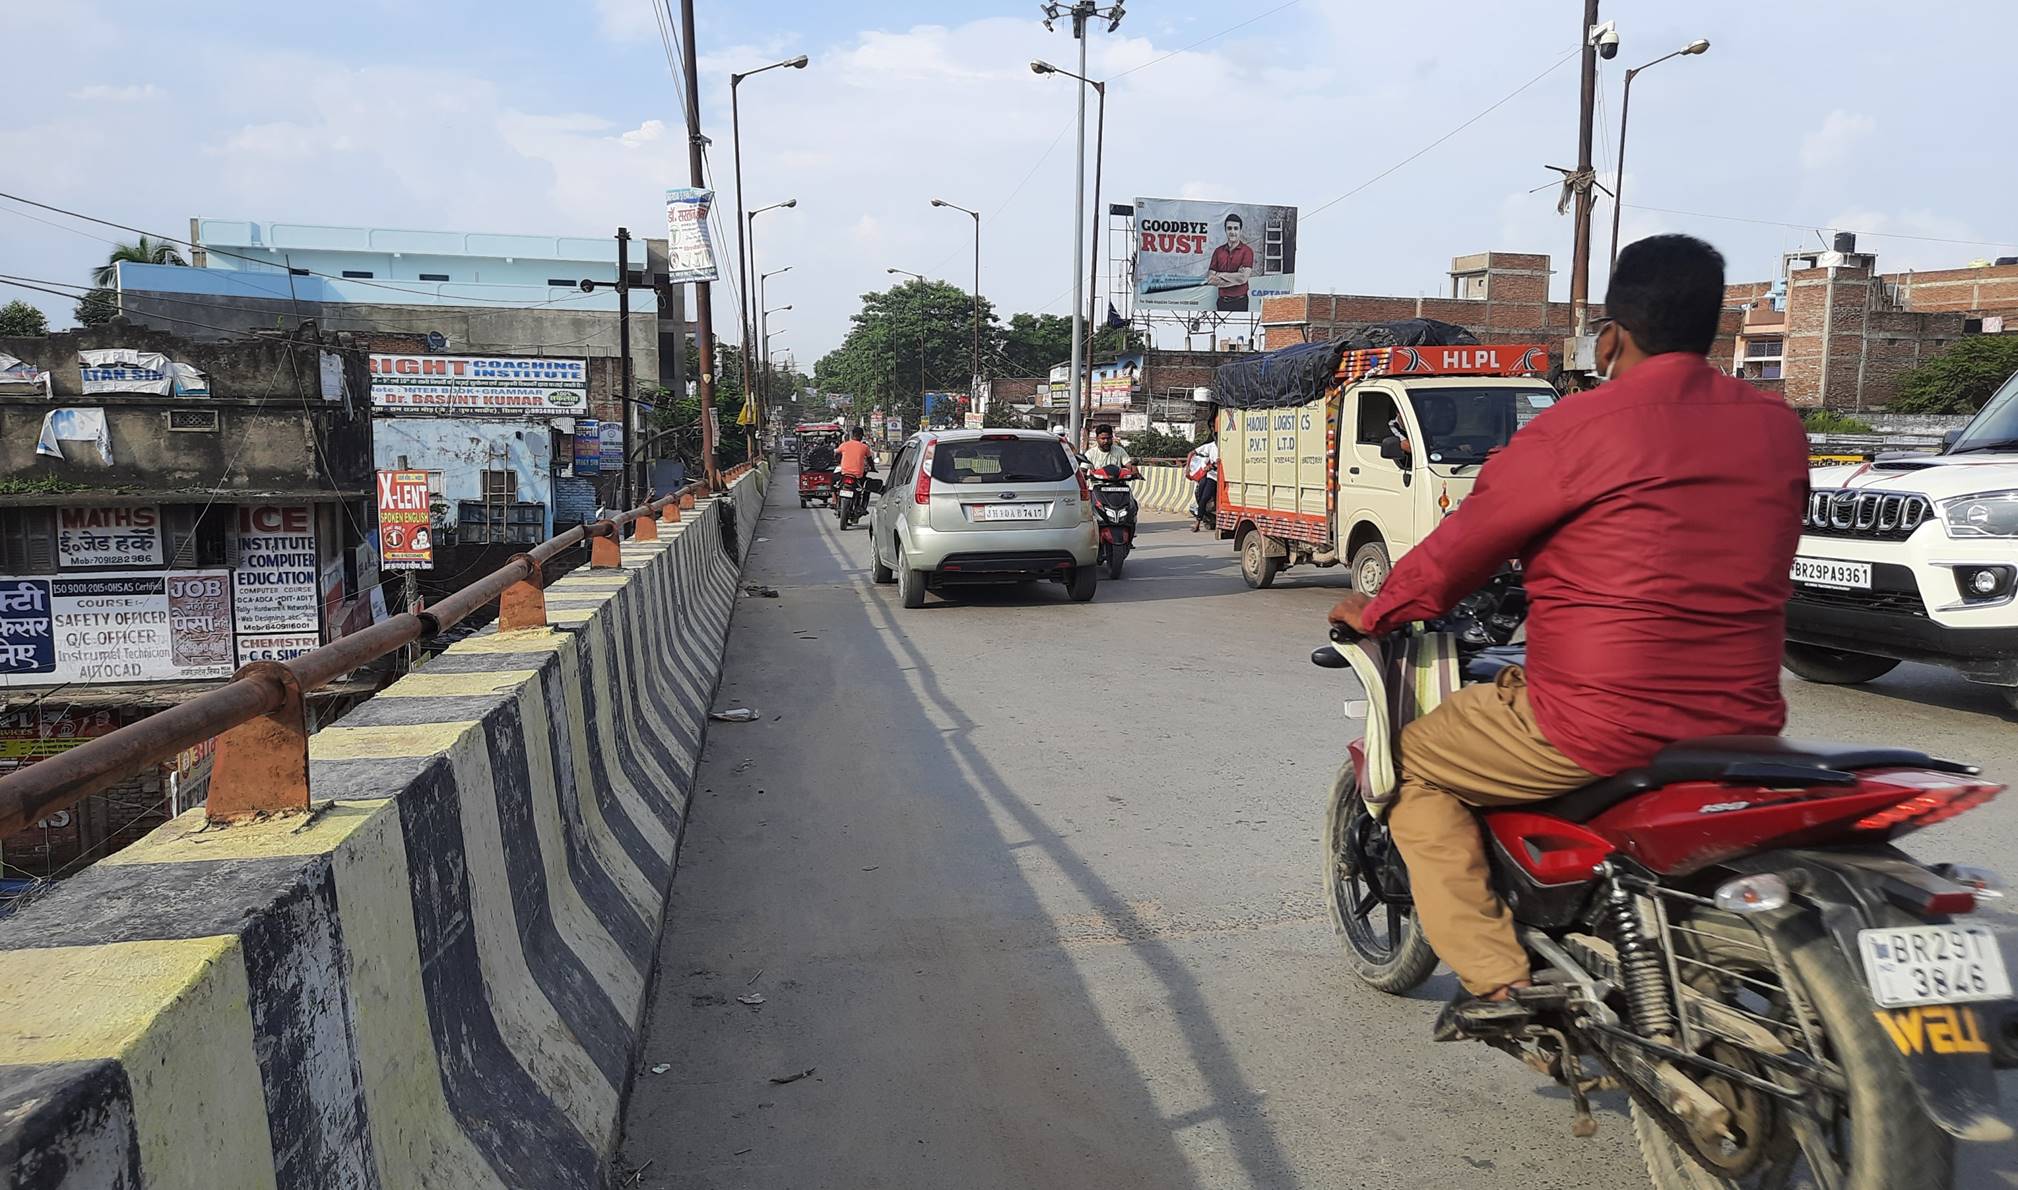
[1204,213,1256,311]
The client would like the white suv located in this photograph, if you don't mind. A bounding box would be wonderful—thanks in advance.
[1787,371,2018,709]
[866,429,1100,608]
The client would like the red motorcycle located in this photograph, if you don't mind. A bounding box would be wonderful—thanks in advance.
[1316,574,2016,1189]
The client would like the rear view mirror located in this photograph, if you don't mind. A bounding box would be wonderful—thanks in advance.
[1379,436,1409,464]
[1942,428,1963,453]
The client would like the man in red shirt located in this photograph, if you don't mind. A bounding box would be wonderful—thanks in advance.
[1205,213,1255,311]
[1327,235,1809,1036]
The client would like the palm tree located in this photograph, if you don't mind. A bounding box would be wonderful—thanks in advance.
[91,236,187,288]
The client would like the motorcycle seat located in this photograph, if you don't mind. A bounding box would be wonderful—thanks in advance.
[1545,736,1971,823]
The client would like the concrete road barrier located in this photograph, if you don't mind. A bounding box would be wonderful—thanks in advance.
[1136,464,1192,515]
[0,467,768,1190]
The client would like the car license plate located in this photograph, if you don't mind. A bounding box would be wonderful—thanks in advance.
[968,503,1049,522]
[1793,556,1872,589]
[1858,924,2013,1008]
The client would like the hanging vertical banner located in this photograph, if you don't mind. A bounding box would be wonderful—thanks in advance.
[233,505,320,665]
[572,418,603,475]
[599,420,626,470]
[664,188,721,284]
[375,470,434,571]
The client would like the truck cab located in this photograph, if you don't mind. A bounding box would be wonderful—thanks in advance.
[1785,369,2018,709]
[1216,342,1555,590]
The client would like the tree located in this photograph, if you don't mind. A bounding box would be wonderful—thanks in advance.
[814,279,1006,427]
[0,300,48,337]
[92,236,186,288]
[1890,336,2018,414]
[74,289,119,328]
[999,311,1144,376]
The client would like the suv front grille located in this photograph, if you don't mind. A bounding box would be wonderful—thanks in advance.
[1790,585,1931,619]
[1805,489,1930,541]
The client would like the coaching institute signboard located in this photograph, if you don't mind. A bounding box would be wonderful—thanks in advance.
[369,353,589,416]
[0,571,235,687]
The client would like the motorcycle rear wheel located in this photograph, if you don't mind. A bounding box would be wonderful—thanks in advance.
[1324,762,1437,993]
[1106,545,1127,579]
[1630,907,1953,1190]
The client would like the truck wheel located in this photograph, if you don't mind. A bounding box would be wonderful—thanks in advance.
[1240,532,1280,590]
[1350,540,1391,595]
[1782,642,1900,685]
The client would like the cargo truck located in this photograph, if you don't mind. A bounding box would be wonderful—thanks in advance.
[1215,342,1557,590]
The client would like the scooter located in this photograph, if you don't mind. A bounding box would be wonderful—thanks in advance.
[1312,572,2017,1189]
[1089,464,1140,579]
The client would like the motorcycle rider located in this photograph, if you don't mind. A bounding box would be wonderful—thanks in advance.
[834,426,876,519]
[1325,235,1809,1038]
[1083,424,1132,472]
[1185,436,1220,532]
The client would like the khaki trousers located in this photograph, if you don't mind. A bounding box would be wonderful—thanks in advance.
[1387,666,1596,995]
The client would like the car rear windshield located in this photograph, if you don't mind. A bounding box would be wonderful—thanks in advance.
[931,438,1073,484]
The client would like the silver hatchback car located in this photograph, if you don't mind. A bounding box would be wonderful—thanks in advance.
[866,429,1100,608]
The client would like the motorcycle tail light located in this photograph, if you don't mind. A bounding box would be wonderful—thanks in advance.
[915,440,936,505]
[1713,874,1790,914]
[1934,864,2007,899]
[1852,782,2002,834]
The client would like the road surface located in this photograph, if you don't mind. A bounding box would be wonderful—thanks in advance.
[621,478,2018,1189]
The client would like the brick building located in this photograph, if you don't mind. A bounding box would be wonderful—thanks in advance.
[1724,234,2014,410]
[1260,252,1595,352]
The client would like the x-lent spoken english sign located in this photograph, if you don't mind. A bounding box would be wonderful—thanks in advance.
[376,470,434,571]
[369,353,589,415]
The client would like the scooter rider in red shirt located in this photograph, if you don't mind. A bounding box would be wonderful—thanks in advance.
[1326,235,1810,1039]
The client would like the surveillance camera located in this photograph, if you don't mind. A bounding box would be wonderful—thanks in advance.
[1589,20,1619,59]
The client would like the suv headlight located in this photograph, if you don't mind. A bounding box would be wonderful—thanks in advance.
[1938,490,2018,538]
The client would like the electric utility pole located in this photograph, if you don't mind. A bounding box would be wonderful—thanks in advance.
[680,0,719,485]
[1568,0,1602,340]
[616,226,634,509]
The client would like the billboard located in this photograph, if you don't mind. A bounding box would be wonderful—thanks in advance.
[232,505,320,666]
[1133,198,1298,313]
[376,470,434,571]
[369,353,589,415]
[664,188,721,284]
[0,571,236,688]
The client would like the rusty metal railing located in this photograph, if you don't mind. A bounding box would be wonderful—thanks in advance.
[0,464,756,841]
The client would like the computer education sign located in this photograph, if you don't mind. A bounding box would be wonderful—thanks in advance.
[369,353,590,415]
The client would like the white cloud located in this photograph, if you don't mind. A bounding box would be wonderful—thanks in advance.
[1800,109,1875,171]
[619,118,670,149]
[590,0,660,42]
[68,83,161,102]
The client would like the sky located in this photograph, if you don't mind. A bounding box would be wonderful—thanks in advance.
[5,0,2017,369]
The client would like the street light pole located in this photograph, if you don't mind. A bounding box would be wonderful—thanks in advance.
[1608,39,1711,277]
[747,207,794,437]
[1033,61,1107,442]
[1042,0,1124,449]
[730,55,809,439]
[1569,0,1602,339]
[758,267,791,426]
[930,199,981,400]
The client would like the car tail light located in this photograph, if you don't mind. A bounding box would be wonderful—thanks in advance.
[1074,465,1091,503]
[1853,782,2003,834]
[915,439,936,505]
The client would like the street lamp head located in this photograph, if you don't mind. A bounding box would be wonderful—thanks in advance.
[783,198,798,208]
[1684,38,1710,54]
[886,267,902,274]
[1030,60,1055,75]
[931,198,947,207]
[787,54,810,68]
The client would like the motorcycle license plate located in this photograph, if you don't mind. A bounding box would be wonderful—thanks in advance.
[1793,556,1871,589]
[1858,925,2013,1007]
[967,503,1050,522]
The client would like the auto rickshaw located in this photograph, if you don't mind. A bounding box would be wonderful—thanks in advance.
[795,422,843,508]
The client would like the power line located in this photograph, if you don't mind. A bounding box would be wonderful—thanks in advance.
[1303,46,1582,221]
[1110,0,1304,78]
[1620,203,2018,252]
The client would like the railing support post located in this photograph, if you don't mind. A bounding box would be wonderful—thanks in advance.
[589,521,623,569]
[498,553,547,630]
[660,500,681,524]
[632,513,659,541]
[206,662,309,823]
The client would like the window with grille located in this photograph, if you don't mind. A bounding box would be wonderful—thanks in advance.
[481,470,515,502]
[1742,337,1785,380]
[162,505,231,568]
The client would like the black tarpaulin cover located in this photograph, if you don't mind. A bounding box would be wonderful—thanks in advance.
[1214,319,1480,409]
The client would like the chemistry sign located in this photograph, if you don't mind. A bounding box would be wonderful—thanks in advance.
[369,353,589,416]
